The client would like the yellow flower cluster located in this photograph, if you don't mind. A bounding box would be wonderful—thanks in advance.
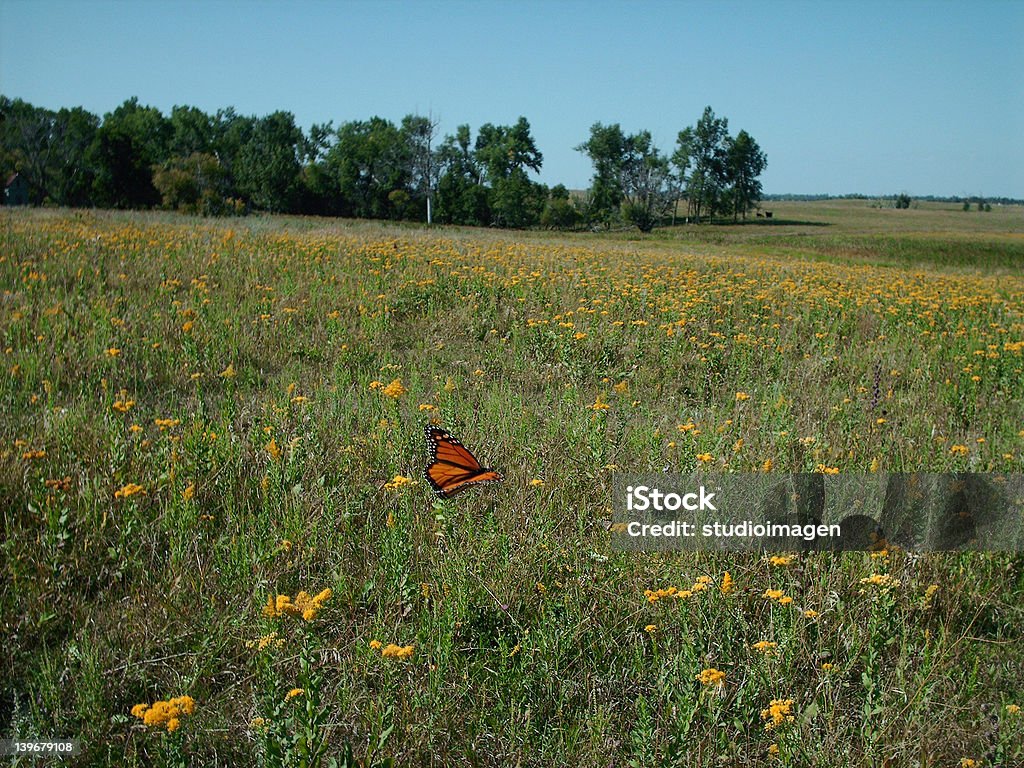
[751,640,778,656]
[644,575,714,603]
[763,589,794,605]
[380,378,407,399]
[369,640,415,659]
[262,589,332,621]
[246,631,285,652]
[115,483,146,499]
[860,573,901,589]
[695,668,726,688]
[265,438,282,461]
[131,695,196,732]
[761,698,794,731]
[383,474,414,490]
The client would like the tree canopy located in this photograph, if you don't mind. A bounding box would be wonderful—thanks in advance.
[2,96,766,232]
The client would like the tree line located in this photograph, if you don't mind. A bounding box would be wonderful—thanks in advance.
[1,96,766,231]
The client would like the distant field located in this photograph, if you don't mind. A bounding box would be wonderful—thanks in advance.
[2,204,1022,767]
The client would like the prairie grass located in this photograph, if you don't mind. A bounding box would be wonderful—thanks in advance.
[1,204,1023,766]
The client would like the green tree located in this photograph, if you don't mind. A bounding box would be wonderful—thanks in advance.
[90,97,171,208]
[434,125,490,226]
[152,152,231,215]
[540,184,582,229]
[1,97,100,206]
[169,105,214,157]
[328,117,410,219]
[475,117,545,227]
[576,122,628,227]
[400,113,439,222]
[233,111,304,213]
[619,131,677,232]
[680,107,729,223]
[725,130,767,220]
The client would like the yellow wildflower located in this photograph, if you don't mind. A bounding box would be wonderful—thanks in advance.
[381,378,407,399]
[695,668,726,688]
[115,483,145,499]
[760,698,794,731]
[384,475,414,490]
[381,643,415,659]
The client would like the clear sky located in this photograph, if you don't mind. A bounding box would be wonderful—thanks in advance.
[2,0,1022,197]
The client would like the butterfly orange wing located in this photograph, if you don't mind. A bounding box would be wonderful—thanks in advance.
[424,426,503,498]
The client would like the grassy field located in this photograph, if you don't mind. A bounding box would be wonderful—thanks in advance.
[2,201,1023,767]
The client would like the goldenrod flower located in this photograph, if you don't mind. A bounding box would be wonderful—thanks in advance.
[768,555,795,567]
[112,391,135,412]
[860,573,901,589]
[381,643,415,659]
[132,695,195,731]
[695,668,726,688]
[115,483,146,499]
[265,439,282,461]
[720,571,734,594]
[760,698,794,730]
[384,475,414,490]
[381,378,407,399]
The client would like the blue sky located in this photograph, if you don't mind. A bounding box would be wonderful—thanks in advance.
[2,0,1022,197]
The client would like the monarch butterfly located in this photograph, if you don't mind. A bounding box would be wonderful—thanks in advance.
[424,426,503,499]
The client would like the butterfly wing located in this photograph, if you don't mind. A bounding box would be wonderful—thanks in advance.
[424,426,503,498]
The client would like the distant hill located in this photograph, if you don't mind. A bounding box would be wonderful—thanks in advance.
[762,193,1024,205]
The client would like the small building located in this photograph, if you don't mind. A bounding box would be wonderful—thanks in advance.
[4,173,29,206]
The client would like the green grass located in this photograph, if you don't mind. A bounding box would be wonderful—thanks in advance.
[1,203,1023,767]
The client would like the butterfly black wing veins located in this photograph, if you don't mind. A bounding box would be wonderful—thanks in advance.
[424,426,503,498]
